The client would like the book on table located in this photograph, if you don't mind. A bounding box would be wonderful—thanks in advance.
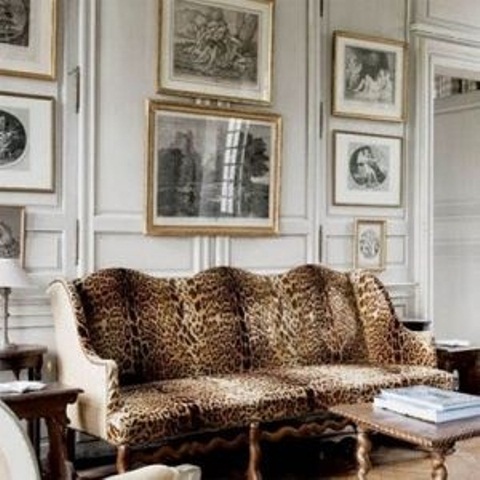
[373,386,480,423]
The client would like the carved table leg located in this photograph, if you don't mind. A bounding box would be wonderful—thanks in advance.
[45,411,70,480]
[116,445,130,474]
[431,448,449,480]
[356,427,372,480]
[247,422,262,480]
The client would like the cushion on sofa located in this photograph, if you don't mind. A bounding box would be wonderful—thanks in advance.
[127,268,246,381]
[237,265,368,369]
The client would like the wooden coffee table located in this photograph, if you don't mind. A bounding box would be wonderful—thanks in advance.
[330,403,480,479]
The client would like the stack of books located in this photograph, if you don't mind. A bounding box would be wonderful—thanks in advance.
[374,385,480,423]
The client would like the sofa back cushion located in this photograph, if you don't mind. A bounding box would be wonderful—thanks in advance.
[128,268,245,380]
[235,265,368,369]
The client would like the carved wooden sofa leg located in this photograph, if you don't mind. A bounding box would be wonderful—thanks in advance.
[247,422,262,480]
[116,445,130,474]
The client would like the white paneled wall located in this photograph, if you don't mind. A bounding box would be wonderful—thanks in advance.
[6,0,480,359]
[434,91,480,342]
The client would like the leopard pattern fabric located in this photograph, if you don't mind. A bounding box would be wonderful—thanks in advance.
[235,265,368,369]
[349,270,437,367]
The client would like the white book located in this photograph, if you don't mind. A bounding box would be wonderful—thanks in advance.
[379,386,480,411]
[0,381,46,394]
[374,395,480,423]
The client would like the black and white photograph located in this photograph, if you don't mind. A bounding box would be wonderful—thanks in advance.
[0,205,25,265]
[0,0,56,79]
[0,92,55,192]
[158,0,274,104]
[333,31,407,122]
[145,101,281,236]
[333,130,402,207]
[354,218,386,271]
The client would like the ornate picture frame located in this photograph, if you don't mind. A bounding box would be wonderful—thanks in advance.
[157,0,274,105]
[0,205,25,266]
[333,130,402,207]
[145,100,282,236]
[0,0,58,80]
[332,30,407,122]
[0,91,55,193]
[354,218,386,271]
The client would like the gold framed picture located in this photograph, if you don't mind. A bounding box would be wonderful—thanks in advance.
[157,0,275,105]
[354,218,386,271]
[332,30,407,122]
[0,0,58,80]
[0,91,55,192]
[0,205,25,266]
[333,130,403,207]
[145,100,282,236]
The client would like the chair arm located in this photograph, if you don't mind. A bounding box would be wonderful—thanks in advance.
[396,327,437,367]
[48,280,121,440]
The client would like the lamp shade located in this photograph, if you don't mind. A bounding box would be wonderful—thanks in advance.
[0,259,31,289]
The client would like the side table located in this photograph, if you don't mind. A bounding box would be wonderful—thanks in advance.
[0,383,82,480]
[0,343,47,454]
[436,346,480,394]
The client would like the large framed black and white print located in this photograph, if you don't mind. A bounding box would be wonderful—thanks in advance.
[333,130,402,207]
[0,0,58,80]
[158,0,274,105]
[145,100,282,236]
[333,31,407,122]
[0,92,55,192]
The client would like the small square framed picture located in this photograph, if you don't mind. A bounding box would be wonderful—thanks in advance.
[333,130,402,207]
[332,30,407,122]
[0,205,25,265]
[354,218,386,271]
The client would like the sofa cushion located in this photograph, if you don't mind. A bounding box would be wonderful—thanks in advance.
[268,364,453,409]
[127,268,246,381]
[236,265,368,369]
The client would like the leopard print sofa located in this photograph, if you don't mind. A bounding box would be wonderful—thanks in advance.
[48,264,452,478]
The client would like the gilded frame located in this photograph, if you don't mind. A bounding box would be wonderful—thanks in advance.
[0,91,55,193]
[145,100,282,236]
[333,130,403,207]
[0,205,25,266]
[354,218,386,271]
[0,0,58,80]
[157,0,274,105]
[332,30,407,122]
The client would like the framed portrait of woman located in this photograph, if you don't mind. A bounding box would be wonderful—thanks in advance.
[332,31,407,122]
[333,130,402,207]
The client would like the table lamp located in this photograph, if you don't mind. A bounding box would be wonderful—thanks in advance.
[0,259,31,350]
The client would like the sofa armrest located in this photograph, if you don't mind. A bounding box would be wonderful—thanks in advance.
[349,270,436,367]
[48,280,121,440]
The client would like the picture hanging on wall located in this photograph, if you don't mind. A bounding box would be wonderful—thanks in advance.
[0,91,55,192]
[332,30,407,122]
[0,0,58,80]
[145,100,282,236]
[0,205,25,265]
[157,0,274,104]
[333,130,402,207]
[354,218,386,271]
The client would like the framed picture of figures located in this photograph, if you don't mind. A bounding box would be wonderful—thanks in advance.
[332,31,407,122]
[0,91,55,192]
[0,205,25,265]
[158,0,274,104]
[0,0,58,80]
[145,100,282,236]
[333,130,402,207]
[354,218,386,271]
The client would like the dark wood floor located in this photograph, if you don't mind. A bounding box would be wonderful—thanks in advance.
[74,433,480,479]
